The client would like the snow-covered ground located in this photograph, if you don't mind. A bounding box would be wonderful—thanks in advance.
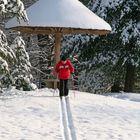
[0,88,140,140]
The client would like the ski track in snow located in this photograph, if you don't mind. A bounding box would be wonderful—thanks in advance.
[60,97,71,140]
[59,97,77,140]
[65,97,77,140]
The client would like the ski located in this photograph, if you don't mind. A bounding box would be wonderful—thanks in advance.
[59,96,77,140]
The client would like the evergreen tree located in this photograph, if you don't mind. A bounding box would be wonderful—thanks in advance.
[36,34,54,88]
[0,0,28,89]
[79,0,91,5]
[11,35,37,90]
[0,30,15,89]
[81,0,140,92]
[0,0,28,23]
[24,34,55,88]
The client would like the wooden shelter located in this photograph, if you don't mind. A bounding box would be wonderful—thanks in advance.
[6,0,111,88]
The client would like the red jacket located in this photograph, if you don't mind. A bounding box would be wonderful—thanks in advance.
[55,59,74,80]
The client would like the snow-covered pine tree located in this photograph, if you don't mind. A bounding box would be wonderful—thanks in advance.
[81,0,140,92]
[36,34,54,88]
[105,0,140,92]
[0,30,15,89]
[11,35,37,91]
[23,34,55,88]
[79,0,90,5]
[0,0,28,89]
[0,0,28,23]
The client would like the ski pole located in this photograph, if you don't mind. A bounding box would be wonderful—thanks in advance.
[63,80,64,97]
[71,75,76,98]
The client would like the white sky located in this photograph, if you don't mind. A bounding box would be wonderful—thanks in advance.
[0,88,140,140]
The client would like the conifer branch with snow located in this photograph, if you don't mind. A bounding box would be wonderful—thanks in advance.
[0,0,28,23]
[0,0,31,90]
[11,35,37,91]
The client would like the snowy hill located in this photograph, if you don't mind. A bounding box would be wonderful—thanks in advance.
[0,88,140,140]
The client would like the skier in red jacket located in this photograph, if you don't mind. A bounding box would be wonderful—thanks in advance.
[55,56,74,98]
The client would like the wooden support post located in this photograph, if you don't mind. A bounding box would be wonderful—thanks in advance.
[54,32,61,88]
[54,32,61,65]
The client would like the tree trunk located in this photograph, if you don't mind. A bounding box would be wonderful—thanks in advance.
[111,81,121,93]
[124,63,135,92]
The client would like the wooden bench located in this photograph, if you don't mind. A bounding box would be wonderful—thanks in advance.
[45,79,74,89]
[45,79,59,89]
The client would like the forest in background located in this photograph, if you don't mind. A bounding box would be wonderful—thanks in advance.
[0,0,140,93]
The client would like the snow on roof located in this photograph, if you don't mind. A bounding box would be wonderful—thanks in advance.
[6,0,111,35]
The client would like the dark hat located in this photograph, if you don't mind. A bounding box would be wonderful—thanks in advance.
[61,56,66,61]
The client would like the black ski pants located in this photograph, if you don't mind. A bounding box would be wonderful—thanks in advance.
[59,79,69,97]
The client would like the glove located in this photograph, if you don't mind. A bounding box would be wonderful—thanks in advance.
[59,66,64,69]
